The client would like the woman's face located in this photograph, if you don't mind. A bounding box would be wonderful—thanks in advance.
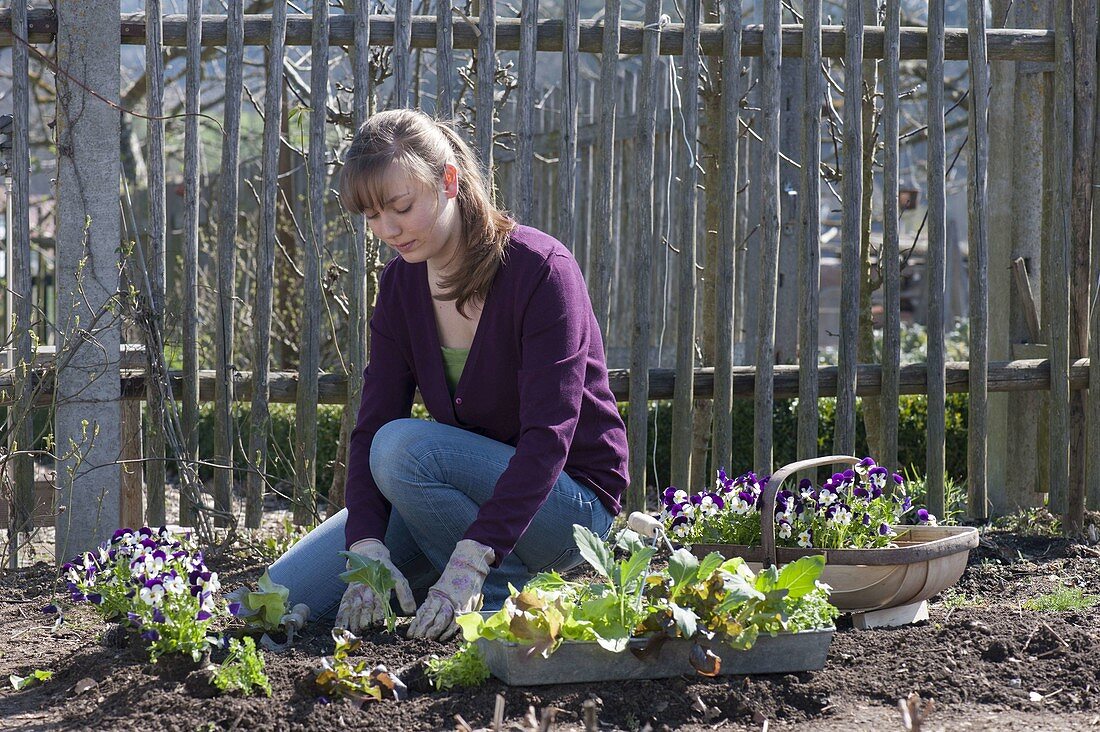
[363,162,462,273]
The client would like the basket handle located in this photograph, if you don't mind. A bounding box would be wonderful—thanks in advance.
[759,455,861,568]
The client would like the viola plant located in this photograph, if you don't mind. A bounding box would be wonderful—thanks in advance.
[63,526,224,662]
[661,457,938,550]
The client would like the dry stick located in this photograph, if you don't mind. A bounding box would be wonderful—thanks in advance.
[144,0,167,527]
[796,0,821,481]
[753,0,781,475]
[295,0,328,525]
[213,1,244,528]
[966,0,990,521]
[247,0,288,529]
[712,0,741,485]
[880,0,901,477]
[925,0,947,519]
[834,0,863,459]
[670,0,702,492]
[625,0,661,512]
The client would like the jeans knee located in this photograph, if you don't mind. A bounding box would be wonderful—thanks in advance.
[370,418,432,501]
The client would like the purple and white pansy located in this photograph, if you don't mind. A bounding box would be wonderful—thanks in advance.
[661,457,935,550]
[63,525,225,661]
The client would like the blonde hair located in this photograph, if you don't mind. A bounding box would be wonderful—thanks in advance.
[340,109,515,317]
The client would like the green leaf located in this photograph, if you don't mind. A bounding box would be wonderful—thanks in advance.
[10,669,51,690]
[238,570,292,630]
[456,612,486,642]
[668,549,701,592]
[714,574,765,614]
[670,603,698,638]
[754,566,781,594]
[595,634,631,653]
[696,552,726,583]
[573,524,614,580]
[619,546,656,590]
[775,555,826,600]
[615,528,647,556]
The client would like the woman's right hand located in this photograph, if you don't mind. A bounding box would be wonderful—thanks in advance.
[334,539,417,632]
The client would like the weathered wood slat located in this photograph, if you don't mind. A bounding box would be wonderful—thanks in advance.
[925,0,948,519]
[834,1,863,457]
[1048,0,1073,516]
[144,0,167,527]
[753,0,781,475]
[1068,0,1096,528]
[7,0,34,560]
[589,0,620,333]
[558,0,579,251]
[246,0,287,530]
[435,0,454,117]
[395,0,412,107]
[513,0,537,223]
[880,0,901,477]
[796,0,821,476]
[13,11,1052,62]
[213,1,244,527]
[1090,0,1100,512]
[966,0,990,521]
[179,0,202,528]
[625,0,661,512]
[712,0,741,481]
[4,360,1082,408]
[670,0,701,491]
[476,1,496,175]
[294,0,328,525]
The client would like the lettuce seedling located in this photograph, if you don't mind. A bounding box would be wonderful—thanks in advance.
[10,669,52,690]
[226,570,290,633]
[338,552,398,632]
[314,629,407,706]
[425,642,490,690]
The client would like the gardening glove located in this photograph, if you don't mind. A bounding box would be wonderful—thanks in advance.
[407,539,494,641]
[334,539,417,632]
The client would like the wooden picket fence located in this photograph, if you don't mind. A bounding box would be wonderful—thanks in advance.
[0,1,1097,564]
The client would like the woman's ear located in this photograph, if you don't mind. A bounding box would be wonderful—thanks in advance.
[442,163,460,199]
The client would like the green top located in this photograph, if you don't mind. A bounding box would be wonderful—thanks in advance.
[440,346,470,396]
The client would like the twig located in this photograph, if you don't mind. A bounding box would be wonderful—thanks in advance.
[493,694,505,732]
[1039,619,1069,648]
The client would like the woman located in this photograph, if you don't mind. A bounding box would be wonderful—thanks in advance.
[268,108,628,641]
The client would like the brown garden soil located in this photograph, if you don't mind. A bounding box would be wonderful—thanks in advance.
[2,528,1099,731]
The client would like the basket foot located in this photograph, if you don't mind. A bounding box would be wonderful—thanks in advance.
[851,600,929,630]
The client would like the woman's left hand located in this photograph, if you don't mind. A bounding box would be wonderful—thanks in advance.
[407,539,495,640]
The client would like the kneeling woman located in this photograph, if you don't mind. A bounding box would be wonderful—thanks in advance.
[268,108,628,640]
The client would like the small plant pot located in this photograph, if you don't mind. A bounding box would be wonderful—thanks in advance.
[689,455,980,613]
[475,629,834,686]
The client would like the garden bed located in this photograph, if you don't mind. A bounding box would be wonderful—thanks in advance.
[2,530,1099,730]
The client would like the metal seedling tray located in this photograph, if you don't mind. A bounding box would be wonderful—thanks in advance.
[475,629,834,686]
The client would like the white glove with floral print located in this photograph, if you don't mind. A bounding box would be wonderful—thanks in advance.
[334,539,416,632]
[407,539,494,641]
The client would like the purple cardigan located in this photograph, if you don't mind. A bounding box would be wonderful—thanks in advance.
[344,225,629,565]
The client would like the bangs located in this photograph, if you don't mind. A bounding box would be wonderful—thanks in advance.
[340,151,439,216]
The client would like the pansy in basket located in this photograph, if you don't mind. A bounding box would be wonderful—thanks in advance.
[63,526,225,661]
[661,457,938,550]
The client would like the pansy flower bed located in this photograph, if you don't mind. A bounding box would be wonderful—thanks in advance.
[661,456,937,550]
[62,526,225,661]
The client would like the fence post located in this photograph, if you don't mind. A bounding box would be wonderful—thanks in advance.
[54,0,122,561]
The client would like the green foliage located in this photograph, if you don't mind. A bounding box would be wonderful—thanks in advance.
[339,552,398,632]
[9,669,52,690]
[626,393,969,493]
[900,465,966,525]
[194,403,343,497]
[425,642,490,691]
[315,629,405,704]
[235,517,314,563]
[225,570,291,633]
[212,637,272,697]
[458,526,836,676]
[1022,587,1099,612]
[993,508,1063,537]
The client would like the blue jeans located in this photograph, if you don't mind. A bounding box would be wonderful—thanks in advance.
[268,418,616,619]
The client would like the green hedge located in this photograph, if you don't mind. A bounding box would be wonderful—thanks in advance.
[627,394,969,490]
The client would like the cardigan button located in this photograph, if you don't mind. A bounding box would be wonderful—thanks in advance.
[455,397,463,406]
